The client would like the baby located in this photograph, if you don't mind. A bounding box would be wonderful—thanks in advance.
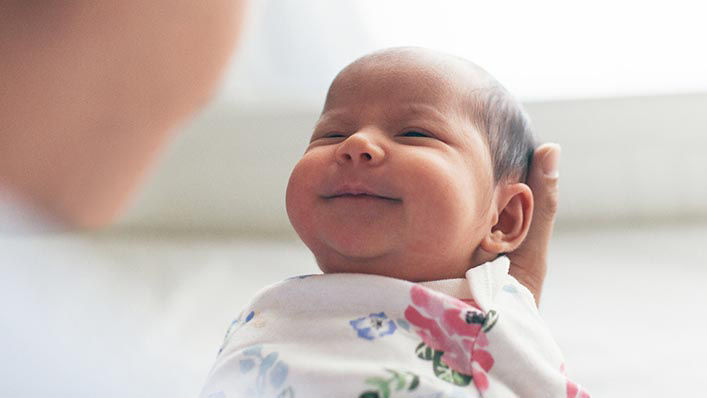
[200,47,588,398]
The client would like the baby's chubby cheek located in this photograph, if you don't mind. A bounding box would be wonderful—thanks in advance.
[285,156,345,257]
[406,182,484,255]
[285,159,406,263]
[285,160,318,244]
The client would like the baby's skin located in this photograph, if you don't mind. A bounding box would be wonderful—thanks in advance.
[286,47,534,282]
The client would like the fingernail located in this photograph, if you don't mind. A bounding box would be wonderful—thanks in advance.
[542,145,561,178]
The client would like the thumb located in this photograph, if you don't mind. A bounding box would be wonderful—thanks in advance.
[508,143,560,306]
[528,143,560,225]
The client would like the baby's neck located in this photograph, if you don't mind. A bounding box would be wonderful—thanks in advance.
[317,255,492,283]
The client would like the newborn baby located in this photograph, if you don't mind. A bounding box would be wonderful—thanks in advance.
[200,47,588,398]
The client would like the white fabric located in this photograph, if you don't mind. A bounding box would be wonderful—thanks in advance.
[200,256,589,397]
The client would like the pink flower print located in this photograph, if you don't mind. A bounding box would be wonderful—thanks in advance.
[404,285,497,389]
[561,364,590,398]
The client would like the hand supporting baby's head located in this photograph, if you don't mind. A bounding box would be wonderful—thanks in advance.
[286,47,536,282]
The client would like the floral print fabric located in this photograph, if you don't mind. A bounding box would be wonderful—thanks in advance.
[200,256,589,398]
[404,285,496,391]
[350,312,398,340]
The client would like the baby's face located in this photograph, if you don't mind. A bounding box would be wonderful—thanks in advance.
[286,53,498,281]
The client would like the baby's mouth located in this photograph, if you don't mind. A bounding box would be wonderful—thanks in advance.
[325,192,400,202]
[322,182,402,202]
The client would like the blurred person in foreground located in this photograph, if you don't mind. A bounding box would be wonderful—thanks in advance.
[0,1,245,230]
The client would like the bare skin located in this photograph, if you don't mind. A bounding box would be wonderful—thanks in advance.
[0,1,246,228]
[286,49,561,304]
[286,50,535,282]
[509,143,560,305]
[0,5,558,305]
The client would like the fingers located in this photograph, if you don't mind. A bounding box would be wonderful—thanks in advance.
[508,143,561,306]
[527,143,560,242]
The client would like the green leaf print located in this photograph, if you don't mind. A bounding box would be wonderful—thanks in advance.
[431,351,472,387]
[408,373,419,390]
[359,369,421,397]
[482,309,499,333]
[384,369,406,390]
[365,377,390,398]
[415,342,435,360]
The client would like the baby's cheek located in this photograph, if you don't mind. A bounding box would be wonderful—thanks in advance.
[285,159,318,235]
[407,183,462,238]
[286,151,324,198]
[407,164,485,247]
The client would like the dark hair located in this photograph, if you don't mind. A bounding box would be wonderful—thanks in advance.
[469,84,537,183]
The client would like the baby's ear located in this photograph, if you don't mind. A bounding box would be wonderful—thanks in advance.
[479,182,534,255]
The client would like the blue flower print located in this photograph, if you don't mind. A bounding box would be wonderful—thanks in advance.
[396,318,410,331]
[350,312,397,340]
[218,310,257,354]
[245,310,255,322]
[502,284,518,294]
[237,345,295,398]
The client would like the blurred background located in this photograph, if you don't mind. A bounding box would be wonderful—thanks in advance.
[2,1,706,397]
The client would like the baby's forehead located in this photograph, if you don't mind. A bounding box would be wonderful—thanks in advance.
[324,49,490,115]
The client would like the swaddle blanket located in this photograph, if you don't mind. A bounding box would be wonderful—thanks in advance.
[200,256,589,398]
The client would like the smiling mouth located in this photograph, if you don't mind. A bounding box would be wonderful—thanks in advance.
[324,193,401,202]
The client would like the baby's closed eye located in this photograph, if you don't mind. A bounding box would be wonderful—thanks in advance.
[309,131,347,143]
[400,131,430,138]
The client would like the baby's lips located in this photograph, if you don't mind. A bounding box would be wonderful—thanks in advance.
[322,181,401,201]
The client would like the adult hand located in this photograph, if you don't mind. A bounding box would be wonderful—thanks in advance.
[508,143,561,307]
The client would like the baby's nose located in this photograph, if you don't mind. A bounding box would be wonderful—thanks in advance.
[335,132,385,167]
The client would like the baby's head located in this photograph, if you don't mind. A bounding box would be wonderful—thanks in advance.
[286,47,536,282]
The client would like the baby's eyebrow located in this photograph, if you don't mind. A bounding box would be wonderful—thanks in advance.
[398,104,461,134]
[311,112,357,141]
[315,111,357,128]
[402,103,448,121]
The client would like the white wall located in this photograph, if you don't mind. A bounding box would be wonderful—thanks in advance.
[116,92,707,235]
